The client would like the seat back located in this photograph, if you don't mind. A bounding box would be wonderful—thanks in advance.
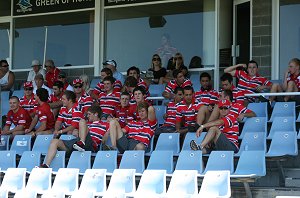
[92,151,117,174]
[239,117,267,139]
[269,102,295,121]
[119,150,145,174]
[12,90,24,99]
[26,168,52,193]
[90,78,101,89]
[1,91,10,116]
[268,117,296,139]
[79,169,107,194]
[155,133,180,155]
[18,151,41,172]
[148,84,165,97]
[14,189,37,198]
[237,132,266,156]
[59,134,76,141]
[67,151,91,174]
[0,150,16,171]
[153,105,166,125]
[247,102,268,118]
[32,134,54,155]
[145,137,154,156]
[135,170,166,196]
[52,168,79,194]
[43,151,65,172]
[204,151,234,174]
[267,132,298,157]
[10,135,32,155]
[189,73,200,91]
[167,170,198,196]
[199,170,231,197]
[147,150,173,174]
[0,135,10,151]
[182,132,206,151]
[175,150,203,174]
[1,168,26,193]
[106,169,136,196]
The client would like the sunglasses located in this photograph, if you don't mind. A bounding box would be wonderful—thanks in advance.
[219,107,229,110]
[152,58,161,61]
[44,65,51,67]
[24,88,33,91]
[74,84,83,88]
[1,65,8,67]
[174,57,182,61]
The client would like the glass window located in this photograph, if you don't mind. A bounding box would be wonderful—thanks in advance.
[279,0,300,78]
[0,1,11,16]
[0,22,10,60]
[13,11,94,69]
[105,0,215,72]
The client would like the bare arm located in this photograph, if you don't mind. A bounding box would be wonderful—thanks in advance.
[224,64,246,76]
[1,72,15,91]
[148,106,156,121]
[49,101,63,109]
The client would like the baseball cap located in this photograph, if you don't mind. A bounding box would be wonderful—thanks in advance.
[103,60,117,67]
[72,78,83,85]
[23,81,33,88]
[31,60,41,67]
[218,99,231,108]
[58,71,67,78]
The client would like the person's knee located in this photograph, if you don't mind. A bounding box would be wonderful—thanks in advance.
[134,143,145,150]
[50,139,60,147]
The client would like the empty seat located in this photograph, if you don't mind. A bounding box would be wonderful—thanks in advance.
[269,102,295,121]
[92,150,117,174]
[266,132,298,157]
[119,150,145,174]
[199,170,231,198]
[32,134,54,155]
[175,150,203,174]
[155,133,180,156]
[1,91,10,116]
[25,167,52,194]
[18,151,41,173]
[149,84,165,97]
[90,78,101,89]
[135,170,166,197]
[0,135,10,151]
[182,132,206,151]
[43,151,66,172]
[145,137,154,156]
[167,170,198,196]
[1,168,26,193]
[12,90,24,99]
[50,168,79,196]
[239,117,267,139]
[203,151,234,174]
[147,150,173,174]
[153,105,166,125]
[267,117,296,139]
[14,189,37,198]
[247,102,268,118]
[10,135,32,155]
[189,73,200,91]
[235,132,266,156]
[67,151,91,174]
[0,150,16,171]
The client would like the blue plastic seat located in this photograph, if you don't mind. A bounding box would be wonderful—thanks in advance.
[233,151,266,177]
[18,151,41,173]
[147,150,173,174]
[67,151,91,174]
[12,90,24,99]
[25,167,52,194]
[235,132,266,157]
[167,170,198,196]
[90,78,101,89]
[182,132,206,151]
[149,84,165,97]
[145,137,154,156]
[153,105,166,126]
[10,135,32,155]
[189,73,200,91]
[119,150,145,174]
[199,170,231,197]
[247,102,268,118]
[267,116,296,139]
[175,150,203,174]
[59,134,77,141]
[0,150,16,171]
[266,132,298,157]
[1,168,27,193]
[269,102,295,121]
[135,170,166,197]
[43,151,66,172]
[92,151,117,174]
[14,189,37,198]
[239,117,267,139]
[32,134,54,155]
[155,133,180,156]
[50,168,79,196]
[1,91,10,116]
[0,135,10,151]
[203,151,234,174]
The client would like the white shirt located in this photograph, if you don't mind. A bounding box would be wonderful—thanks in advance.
[33,84,53,95]
[27,68,46,87]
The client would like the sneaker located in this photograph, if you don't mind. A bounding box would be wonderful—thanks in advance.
[39,164,49,168]
[190,140,201,151]
[73,140,85,152]
[102,144,116,151]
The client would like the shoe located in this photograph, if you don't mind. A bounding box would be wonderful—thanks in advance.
[102,144,116,151]
[73,140,85,152]
[39,164,49,168]
[190,140,201,151]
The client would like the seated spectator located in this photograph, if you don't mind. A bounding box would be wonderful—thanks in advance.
[80,74,92,94]
[270,58,300,102]
[48,81,64,117]
[189,56,203,69]
[162,69,192,100]
[105,101,157,153]
[25,88,55,136]
[115,92,131,128]
[176,86,201,134]
[73,78,93,114]
[57,71,73,91]
[179,65,190,79]
[127,66,150,96]
[190,99,239,154]
[128,86,151,120]
[97,76,121,119]
[33,73,52,95]
[155,87,184,136]
[161,53,185,84]
[40,105,109,168]
[0,60,15,93]
[103,59,125,84]
[45,59,60,89]
[224,60,272,102]
[27,59,46,88]
[2,96,32,139]
[148,54,167,84]
[19,81,37,117]
[121,76,138,105]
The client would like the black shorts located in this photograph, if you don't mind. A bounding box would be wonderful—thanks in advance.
[116,133,141,154]
[214,133,239,153]
[61,132,95,154]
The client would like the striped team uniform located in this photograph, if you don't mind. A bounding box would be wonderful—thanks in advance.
[195,88,219,105]
[98,91,121,117]
[137,78,150,97]
[124,119,157,147]
[57,106,84,129]
[220,114,239,149]
[229,103,252,119]
[19,94,37,115]
[176,99,201,127]
[164,79,193,94]
[115,105,130,128]
[77,92,93,114]
[93,80,122,96]
[128,100,152,121]
[163,101,178,127]
[87,120,110,151]
[5,107,32,129]
[218,87,246,106]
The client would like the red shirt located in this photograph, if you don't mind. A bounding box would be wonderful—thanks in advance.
[115,105,130,128]
[137,78,150,97]
[229,103,252,119]
[128,100,152,121]
[19,94,37,115]
[220,114,239,149]
[77,92,93,114]
[124,119,157,147]
[176,99,201,127]
[48,92,63,103]
[286,73,300,90]
[195,88,219,105]
[35,102,55,130]
[6,107,32,129]
[164,79,193,94]
[163,101,178,127]
[93,80,122,96]
[98,91,121,116]
[88,120,110,151]
[57,106,84,129]
[46,67,60,89]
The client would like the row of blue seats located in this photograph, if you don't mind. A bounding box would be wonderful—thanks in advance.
[0,167,231,197]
